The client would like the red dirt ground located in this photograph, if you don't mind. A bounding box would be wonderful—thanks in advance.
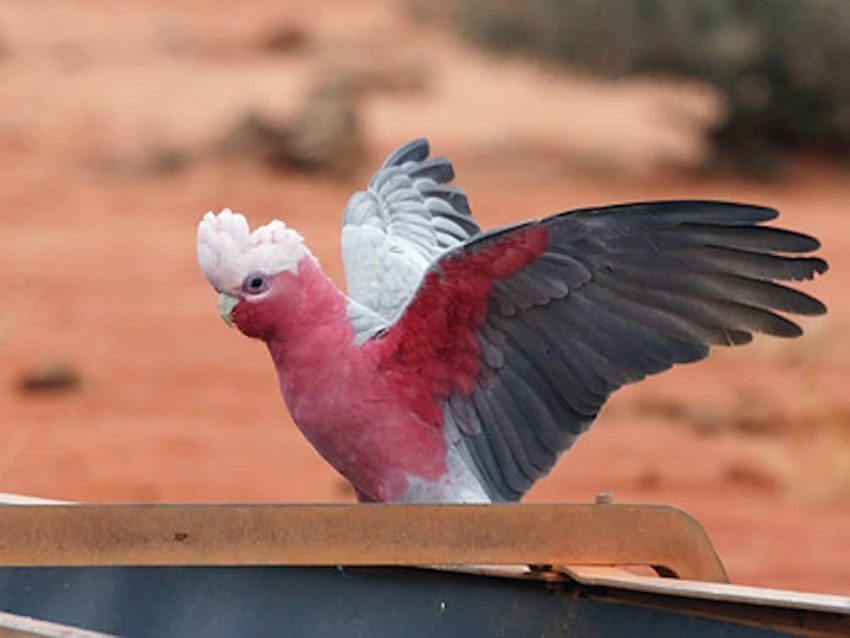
[1,0,848,595]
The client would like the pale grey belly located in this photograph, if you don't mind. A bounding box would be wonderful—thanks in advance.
[398,443,491,504]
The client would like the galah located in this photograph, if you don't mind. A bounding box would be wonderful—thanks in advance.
[197,139,827,503]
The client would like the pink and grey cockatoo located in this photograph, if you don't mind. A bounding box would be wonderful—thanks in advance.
[197,139,827,503]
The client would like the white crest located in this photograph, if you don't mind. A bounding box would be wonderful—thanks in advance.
[197,208,314,293]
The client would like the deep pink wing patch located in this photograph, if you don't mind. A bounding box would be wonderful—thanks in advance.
[371,225,549,427]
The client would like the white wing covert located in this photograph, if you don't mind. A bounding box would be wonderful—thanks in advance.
[342,139,481,339]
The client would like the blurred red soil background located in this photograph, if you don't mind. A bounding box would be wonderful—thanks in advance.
[1,0,848,594]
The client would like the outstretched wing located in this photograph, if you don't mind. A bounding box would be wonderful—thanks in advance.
[370,201,828,502]
[342,139,481,330]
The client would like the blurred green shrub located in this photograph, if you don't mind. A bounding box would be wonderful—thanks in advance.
[443,0,850,175]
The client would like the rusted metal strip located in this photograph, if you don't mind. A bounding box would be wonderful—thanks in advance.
[0,503,727,582]
[0,611,115,638]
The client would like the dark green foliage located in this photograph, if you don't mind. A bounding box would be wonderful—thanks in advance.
[450,0,850,175]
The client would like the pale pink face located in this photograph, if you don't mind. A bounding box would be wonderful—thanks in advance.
[227,269,309,340]
[197,208,316,340]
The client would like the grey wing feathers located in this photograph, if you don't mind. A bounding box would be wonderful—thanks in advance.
[442,200,827,501]
[342,139,480,327]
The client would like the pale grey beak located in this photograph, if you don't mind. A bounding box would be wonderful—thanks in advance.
[218,293,239,327]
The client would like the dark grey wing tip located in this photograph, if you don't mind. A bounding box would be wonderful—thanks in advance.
[766,313,805,338]
[383,138,430,168]
[563,200,780,226]
[409,156,455,184]
[675,223,823,254]
[379,139,458,185]
[648,200,781,223]
[795,231,822,252]
[762,226,821,253]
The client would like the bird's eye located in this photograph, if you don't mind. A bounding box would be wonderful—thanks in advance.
[242,272,269,295]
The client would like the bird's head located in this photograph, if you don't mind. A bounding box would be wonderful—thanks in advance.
[197,208,316,340]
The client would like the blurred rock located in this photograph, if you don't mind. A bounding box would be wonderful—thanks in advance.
[218,50,433,176]
[725,400,784,436]
[258,23,310,55]
[144,146,192,176]
[284,79,364,176]
[220,111,293,167]
[19,363,82,394]
[723,461,780,492]
[96,145,192,179]
[221,77,364,176]
[634,468,662,490]
[326,56,430,95]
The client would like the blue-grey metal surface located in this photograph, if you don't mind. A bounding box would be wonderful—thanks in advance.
[0,566,791,638]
